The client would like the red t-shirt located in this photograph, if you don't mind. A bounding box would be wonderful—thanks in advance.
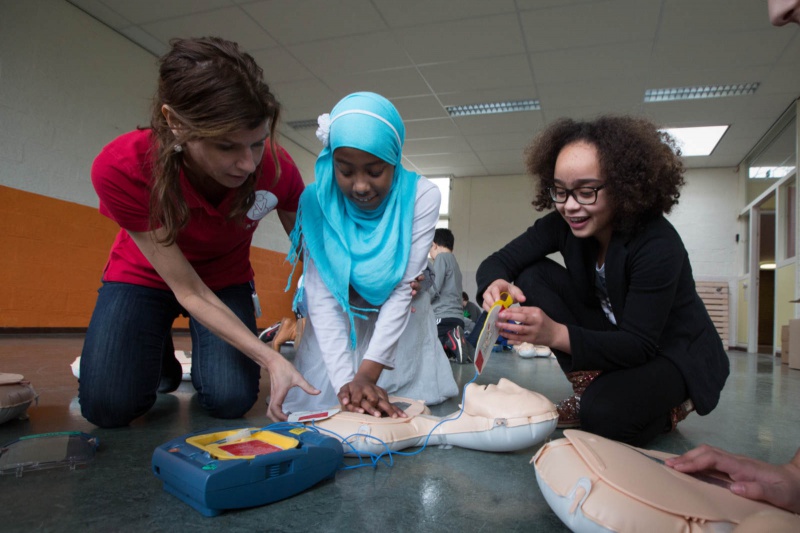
[92,129,304,291]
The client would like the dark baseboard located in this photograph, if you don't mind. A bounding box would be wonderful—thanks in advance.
[0,327,88,335]
[0,327,190,335]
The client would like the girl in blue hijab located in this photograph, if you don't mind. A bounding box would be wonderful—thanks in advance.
[282,92,458,417]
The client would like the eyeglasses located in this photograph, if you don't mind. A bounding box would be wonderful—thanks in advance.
[547,185,605,205]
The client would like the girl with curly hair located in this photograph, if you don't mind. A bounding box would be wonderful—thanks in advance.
[476,115,729,446]
[80,37,319,428]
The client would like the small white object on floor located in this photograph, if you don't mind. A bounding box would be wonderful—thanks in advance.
[174,350,192,381]
[515,343,553,359]
[516,343,536,358]
[534,345,553,357]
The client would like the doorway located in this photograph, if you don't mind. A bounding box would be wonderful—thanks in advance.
[756,209,776,355]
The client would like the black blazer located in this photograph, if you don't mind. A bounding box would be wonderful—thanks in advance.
[476,211,729,415]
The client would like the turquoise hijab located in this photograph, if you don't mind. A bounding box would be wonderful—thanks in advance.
[287,92,420,348]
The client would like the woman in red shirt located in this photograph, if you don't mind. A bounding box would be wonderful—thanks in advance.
[80,37,318,428]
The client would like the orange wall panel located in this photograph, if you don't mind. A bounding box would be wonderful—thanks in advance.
[0,185,297,330]
[251,248,300,329]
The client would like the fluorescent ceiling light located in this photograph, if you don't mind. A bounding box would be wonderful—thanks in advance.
[760,262,776,270]
[644,83,759,102]
[446,99,540,117]
[661,126,728,156]
[749,166,796,179]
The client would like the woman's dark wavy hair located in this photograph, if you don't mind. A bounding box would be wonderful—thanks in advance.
[525,115,685,233]
[148,37,282,245]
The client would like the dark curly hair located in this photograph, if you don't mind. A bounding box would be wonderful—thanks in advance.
[524,115,685,233]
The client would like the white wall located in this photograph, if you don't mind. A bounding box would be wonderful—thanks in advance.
[0,0,155,204]
[0,0,318,254]
[667,167,741,280]
[449,174,549,300]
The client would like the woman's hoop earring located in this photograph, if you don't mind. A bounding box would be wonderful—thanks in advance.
[173,144,183,153]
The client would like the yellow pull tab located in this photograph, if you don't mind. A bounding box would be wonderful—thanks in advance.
[497,291,513,309]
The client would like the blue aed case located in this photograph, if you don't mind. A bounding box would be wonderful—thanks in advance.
[152,426,343,516]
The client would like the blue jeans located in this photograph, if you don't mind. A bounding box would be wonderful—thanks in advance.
[79,282,260,428]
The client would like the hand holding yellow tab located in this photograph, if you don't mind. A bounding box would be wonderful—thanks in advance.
[474,292,513,374]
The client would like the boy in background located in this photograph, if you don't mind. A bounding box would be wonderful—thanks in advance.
[429,229,471,363]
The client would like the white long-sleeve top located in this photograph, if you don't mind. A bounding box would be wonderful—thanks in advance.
[302,177,441,393]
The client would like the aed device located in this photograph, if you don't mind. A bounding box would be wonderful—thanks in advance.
[474,292,514,374]
[151,426,343,516]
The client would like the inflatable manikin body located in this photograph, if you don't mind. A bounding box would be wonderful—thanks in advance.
[0,374,37,425]
[533,430,800,533]
[309,378,558,456]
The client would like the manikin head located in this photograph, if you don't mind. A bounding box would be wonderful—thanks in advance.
[463,378,555,419]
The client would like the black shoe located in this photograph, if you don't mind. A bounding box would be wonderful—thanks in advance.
[447,326,473,364]
[258,321,282,343]
[158,351,183,393]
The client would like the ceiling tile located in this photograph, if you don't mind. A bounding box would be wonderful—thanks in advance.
[397,14,525,63]
[324,67,432,99]
[288,32,411,77]
[372,0,516,28]
[466,132,533,152]
[242,0,387,45]
[96,0,233,25]
[529,41,652,84]
[652,30,791,69]
[414,162,489,178]
[391,95,449,121]
[405,118,461,139]
[659,0,773,33]
[66,0,132,29]
[409,151,483,168]
[520,0,661,52]
[419,55,534,93]
[250,47,316,84]
[476,148,526,170]
[117,26,169,56]
[537,77,645,110]
[776,33,800,65]
[141,7,277,51]
[759,65,800,96]
[404,136,474,156]
[272,79,339,116]
[541,103,645,122]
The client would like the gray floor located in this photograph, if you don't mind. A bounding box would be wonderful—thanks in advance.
[1,334,799,532]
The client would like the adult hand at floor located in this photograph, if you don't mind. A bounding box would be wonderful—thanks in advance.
[666,444,800,513]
